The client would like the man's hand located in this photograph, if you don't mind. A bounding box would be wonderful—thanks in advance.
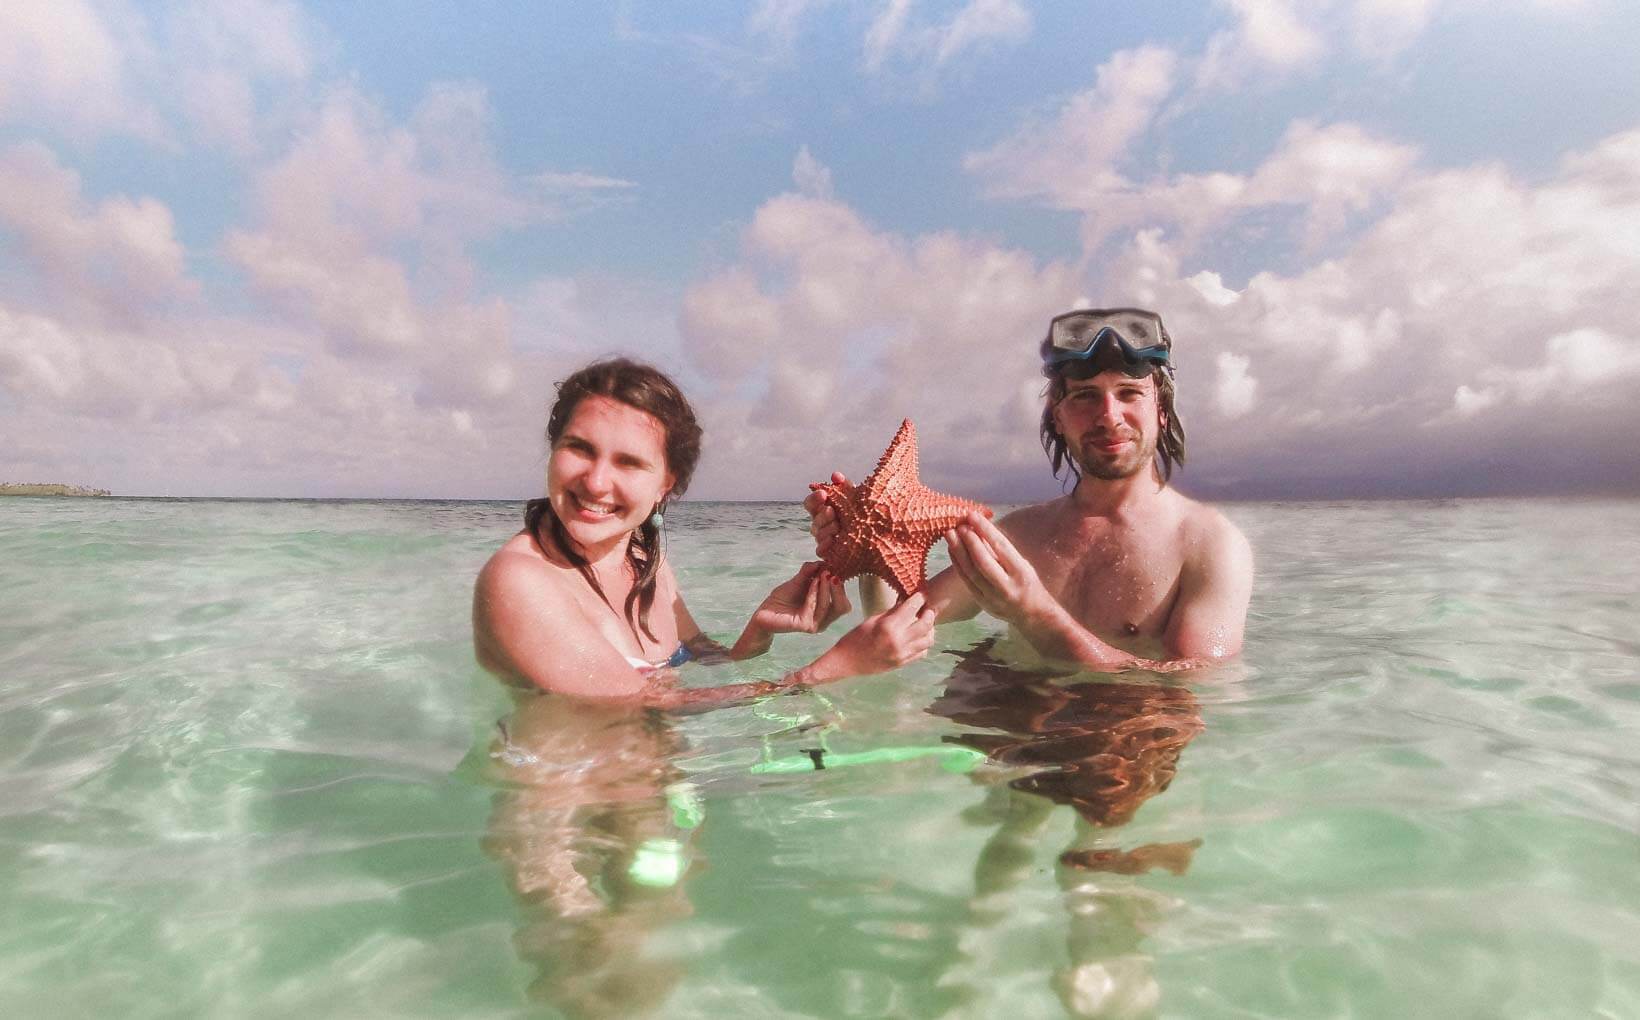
[803,471,848,558]
[945,511,1057,627]
[822,592,937,676]
[751,561,852,635]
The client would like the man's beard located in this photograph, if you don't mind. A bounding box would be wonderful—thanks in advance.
[1074,430,1157,481]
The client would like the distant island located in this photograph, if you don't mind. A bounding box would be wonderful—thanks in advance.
[0,483,111,497]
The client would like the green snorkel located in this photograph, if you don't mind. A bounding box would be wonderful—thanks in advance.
[628,782,705,888]
[627,690,989,887]
[747,688,985,773]
[750,744,986,773]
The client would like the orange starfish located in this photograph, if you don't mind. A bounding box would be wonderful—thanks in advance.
[810,419,993,599]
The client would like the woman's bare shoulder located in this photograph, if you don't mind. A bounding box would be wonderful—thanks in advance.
[475,534,569,609]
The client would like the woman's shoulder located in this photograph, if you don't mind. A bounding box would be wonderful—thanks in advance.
[477,533,570,604]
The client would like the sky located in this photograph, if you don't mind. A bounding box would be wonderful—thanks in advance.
[2,1,1639,502]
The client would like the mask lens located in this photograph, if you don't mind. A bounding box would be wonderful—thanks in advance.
[1050,315,1101,352]
[1112,314,1157,346]
[1050,311,1164,353]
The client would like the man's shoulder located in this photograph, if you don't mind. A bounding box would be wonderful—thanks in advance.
[997,496,1069,530]
[1171,493,1251,567]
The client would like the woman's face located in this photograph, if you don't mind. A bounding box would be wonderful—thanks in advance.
[547,394,675,554]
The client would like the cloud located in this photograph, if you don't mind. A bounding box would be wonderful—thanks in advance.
[681,134,1640,499]
[863,0,1031,74]
[1196,0,1328,89]
[792,145,835,198]
[747,0,833,56]
[0,1,162,139]
[0,141,195,323]
[224,84,549,365]
[1447,328,1640,420]
[0,304,293,423]
[679,185,1080,499]
[1350,0,1439,60]
[0,0,317,154]
[164,0,315,156]
[967,46,1417,252]
[533,171,639,192]
[1214,352,1258,418]
[964,46,1179,210]
[1070,125,1640,496]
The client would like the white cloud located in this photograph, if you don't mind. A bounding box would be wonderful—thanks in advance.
[225,232,422,352]
[1451,383,1500,418]
[863,0,1031,75]
[0,141,195,322]
[0,0,161,139]
[1350,0,1439,60]
[165,0,314,156]
[792,146,835,198]
[1446,328,1640,421]
[863,0,916,71]
[969,49,1417,250]
[1243,120,1420,244]
[748,0,832,55]
[965,46,1180,209]
[933,0,1032,65]
[1068,124,1640,493]
[679,189,1080,498]
[1214,352,1258,418]
[533,171,639,192]
[225,84,550,366]
[1196,0,1327,90]
[0,1,317,154]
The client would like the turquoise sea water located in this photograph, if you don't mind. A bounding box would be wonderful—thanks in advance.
[2,496,1637,1018]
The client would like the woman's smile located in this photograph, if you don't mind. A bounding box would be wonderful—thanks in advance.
[546,394,675,555]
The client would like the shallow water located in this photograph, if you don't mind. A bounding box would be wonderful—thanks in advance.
[2,496,1637,1018]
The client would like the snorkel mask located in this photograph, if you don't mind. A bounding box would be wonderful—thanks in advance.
[1041,308,1173,379]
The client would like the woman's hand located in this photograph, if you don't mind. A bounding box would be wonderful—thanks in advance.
[752,561,851,635]
[732,561,852,659]
[816,592,937,678]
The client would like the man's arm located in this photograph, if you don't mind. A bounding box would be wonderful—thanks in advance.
[1162,511,1252,661]
[854,567,981,623]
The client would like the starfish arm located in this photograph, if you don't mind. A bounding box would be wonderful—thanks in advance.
[859,419,920,503]
[815,418,993,599]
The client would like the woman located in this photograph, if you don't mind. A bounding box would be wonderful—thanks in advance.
[473,357,934,706]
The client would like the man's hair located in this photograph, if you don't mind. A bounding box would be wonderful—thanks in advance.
[1039,360,1187,484]
[524,357,702,641]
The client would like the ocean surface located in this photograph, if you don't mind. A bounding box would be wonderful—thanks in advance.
[2,496,1637,1019]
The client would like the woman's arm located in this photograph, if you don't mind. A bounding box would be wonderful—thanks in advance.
[473,549,656,698]
[672,560,852,661]
[476,546,931,709]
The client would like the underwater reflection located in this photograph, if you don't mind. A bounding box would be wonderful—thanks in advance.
[481,694,696,1018]
[928,642,1204,1019]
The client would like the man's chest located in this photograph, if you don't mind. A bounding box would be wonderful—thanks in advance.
[1030,529,1184,641]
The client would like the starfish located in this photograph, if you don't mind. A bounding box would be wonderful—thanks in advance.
[810,419,993,599]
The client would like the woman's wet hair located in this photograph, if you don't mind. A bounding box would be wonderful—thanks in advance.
[524,357,702,643]
[1039,360,1187,486]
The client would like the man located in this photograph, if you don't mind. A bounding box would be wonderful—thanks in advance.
[809,306,1252,671]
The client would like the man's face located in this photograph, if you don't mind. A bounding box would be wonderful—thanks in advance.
[1049,369,1161,480]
